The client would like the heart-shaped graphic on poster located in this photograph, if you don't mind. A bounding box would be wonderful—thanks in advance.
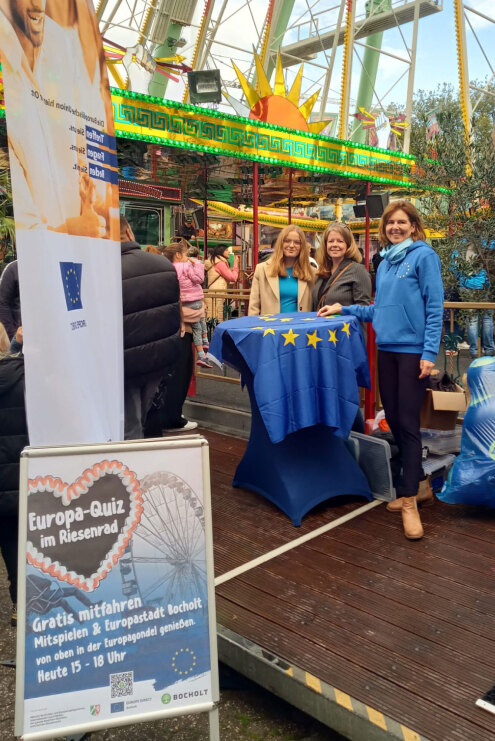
[27,460,143,592]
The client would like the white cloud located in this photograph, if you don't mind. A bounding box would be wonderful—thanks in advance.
[465,0,495,31]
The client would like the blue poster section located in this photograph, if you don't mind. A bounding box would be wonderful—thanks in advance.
[24,477,210,702]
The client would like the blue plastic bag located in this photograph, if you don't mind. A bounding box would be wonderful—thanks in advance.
[438,357,495,506]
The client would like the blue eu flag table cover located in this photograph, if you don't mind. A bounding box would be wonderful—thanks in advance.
[209,312,370,443]
[209,313,372,525]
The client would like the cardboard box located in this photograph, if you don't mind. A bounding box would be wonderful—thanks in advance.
[420,385,467,430]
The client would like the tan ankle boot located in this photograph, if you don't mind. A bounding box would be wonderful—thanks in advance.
[386,477,434,512]
[401,496,424,540]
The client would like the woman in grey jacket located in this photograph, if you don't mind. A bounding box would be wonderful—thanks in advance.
[312,223,371,312]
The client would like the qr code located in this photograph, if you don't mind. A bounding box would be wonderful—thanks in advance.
[110,671,134,698]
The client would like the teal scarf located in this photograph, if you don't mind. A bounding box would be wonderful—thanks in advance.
[380,237,413,264]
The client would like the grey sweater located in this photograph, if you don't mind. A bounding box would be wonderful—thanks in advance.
[312,259,372,310]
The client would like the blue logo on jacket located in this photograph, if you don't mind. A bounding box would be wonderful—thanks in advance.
[60,262,83,311]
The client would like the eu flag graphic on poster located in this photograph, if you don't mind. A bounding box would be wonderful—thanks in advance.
[60,262,83,311]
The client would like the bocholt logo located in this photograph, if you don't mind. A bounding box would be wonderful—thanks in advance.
[60,262,83,311]
[90,705,101,716]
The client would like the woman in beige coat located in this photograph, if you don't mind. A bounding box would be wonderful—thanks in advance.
[248,225,315,315]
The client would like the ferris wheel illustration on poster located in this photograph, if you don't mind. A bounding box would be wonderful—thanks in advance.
[118,471,207,610]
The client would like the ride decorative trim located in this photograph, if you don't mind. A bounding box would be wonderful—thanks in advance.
[111,88,452,191]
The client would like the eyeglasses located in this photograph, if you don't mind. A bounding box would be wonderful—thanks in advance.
[283,239,302,246]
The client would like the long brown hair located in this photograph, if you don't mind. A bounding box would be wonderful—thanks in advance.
[163,242,186,262]
[317,223,361,278]
[267,225,313,281]
[379,200,426,247]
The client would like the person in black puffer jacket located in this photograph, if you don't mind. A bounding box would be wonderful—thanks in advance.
[120,216,181,439]
[0,341,28,621]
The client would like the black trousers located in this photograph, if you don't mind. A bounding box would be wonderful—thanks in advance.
[377,351,428,497]
[0,515,18,604]
[144,334,193,436]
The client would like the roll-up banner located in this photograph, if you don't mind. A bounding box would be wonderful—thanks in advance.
[16,437,218,740]
[0,0,123,444]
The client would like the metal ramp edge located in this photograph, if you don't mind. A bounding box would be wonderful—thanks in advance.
[217,624,431,741]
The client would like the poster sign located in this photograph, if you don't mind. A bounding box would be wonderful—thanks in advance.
[0,0,123,445]
[16,438,218,740]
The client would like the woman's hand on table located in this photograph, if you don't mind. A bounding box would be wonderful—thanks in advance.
[419,359,434,379]
[317,303,342,317]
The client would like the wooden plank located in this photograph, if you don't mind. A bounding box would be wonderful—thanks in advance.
[217,579,495,734]
[231,560,495,686]
[216,596,488,741]
[214,526,495,657]
[199,428,495,741]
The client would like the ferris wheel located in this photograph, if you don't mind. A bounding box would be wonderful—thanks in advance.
[96,0,494,154]
[119,471,207,610]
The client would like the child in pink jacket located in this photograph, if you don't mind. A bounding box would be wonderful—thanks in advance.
[166,242,211,368]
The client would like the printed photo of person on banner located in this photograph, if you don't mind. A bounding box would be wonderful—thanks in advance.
[0,0,119,238]
[0,0,124,446]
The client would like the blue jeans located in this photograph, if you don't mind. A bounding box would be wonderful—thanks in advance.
[466,311,494,357]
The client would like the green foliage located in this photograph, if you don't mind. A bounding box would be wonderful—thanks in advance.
[0,148,16,266]
[410,83,495,303]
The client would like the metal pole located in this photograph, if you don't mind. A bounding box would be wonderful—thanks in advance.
[209,706,220,741]
[454,0,473,150]
[338,0,356,141]
[253,161,259,268]
[364,181,370,271]
[203,163,208,257]
[364,181,375,424]
[288,168,293,224]
[403,0,421,153]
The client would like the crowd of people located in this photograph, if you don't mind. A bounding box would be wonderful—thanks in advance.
[0,199,490,623]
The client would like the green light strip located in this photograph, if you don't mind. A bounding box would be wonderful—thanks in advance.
[109,86,415,161]
[114,128,451,193]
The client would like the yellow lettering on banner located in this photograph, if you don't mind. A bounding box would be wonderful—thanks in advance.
[305,673,321,693]
[367,707,387,730]
[334,688,353,711]
[401,725,422,741]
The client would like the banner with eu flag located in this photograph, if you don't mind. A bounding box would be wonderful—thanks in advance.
[0,0,123,445]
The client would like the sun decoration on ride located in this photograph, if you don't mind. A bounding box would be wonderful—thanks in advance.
[224,52,331,134]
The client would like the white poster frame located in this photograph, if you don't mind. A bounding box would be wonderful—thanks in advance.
[15,436,219,740]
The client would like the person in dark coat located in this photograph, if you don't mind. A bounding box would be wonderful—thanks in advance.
[0,338,28,622]
[120,216,181,439]
[0,260,21,340]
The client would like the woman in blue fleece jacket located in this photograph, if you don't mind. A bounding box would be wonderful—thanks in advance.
[318,200,444,541]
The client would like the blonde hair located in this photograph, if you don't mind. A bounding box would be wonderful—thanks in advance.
[316,223,361,277]
[267,225,313,282]
[0,322,10,353]
[379,200,426,247]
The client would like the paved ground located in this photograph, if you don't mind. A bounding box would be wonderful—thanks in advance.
[0,565,341,741]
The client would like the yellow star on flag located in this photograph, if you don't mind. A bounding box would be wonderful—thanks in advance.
[251,326,265,330]
[280,317,293,322]
[282,328,300,346]
[328,329,338,346]
[306,330,322,348]
[263,328,276,336]
[341,322,351,338]
[263,317,278,322]
[303,317,317,321]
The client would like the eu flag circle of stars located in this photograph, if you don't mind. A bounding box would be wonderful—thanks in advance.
[249,314,352,347]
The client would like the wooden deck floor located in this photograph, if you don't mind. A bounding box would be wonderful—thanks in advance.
[205,428,495,741]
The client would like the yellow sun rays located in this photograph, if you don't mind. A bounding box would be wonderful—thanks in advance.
[230,52,330,134]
